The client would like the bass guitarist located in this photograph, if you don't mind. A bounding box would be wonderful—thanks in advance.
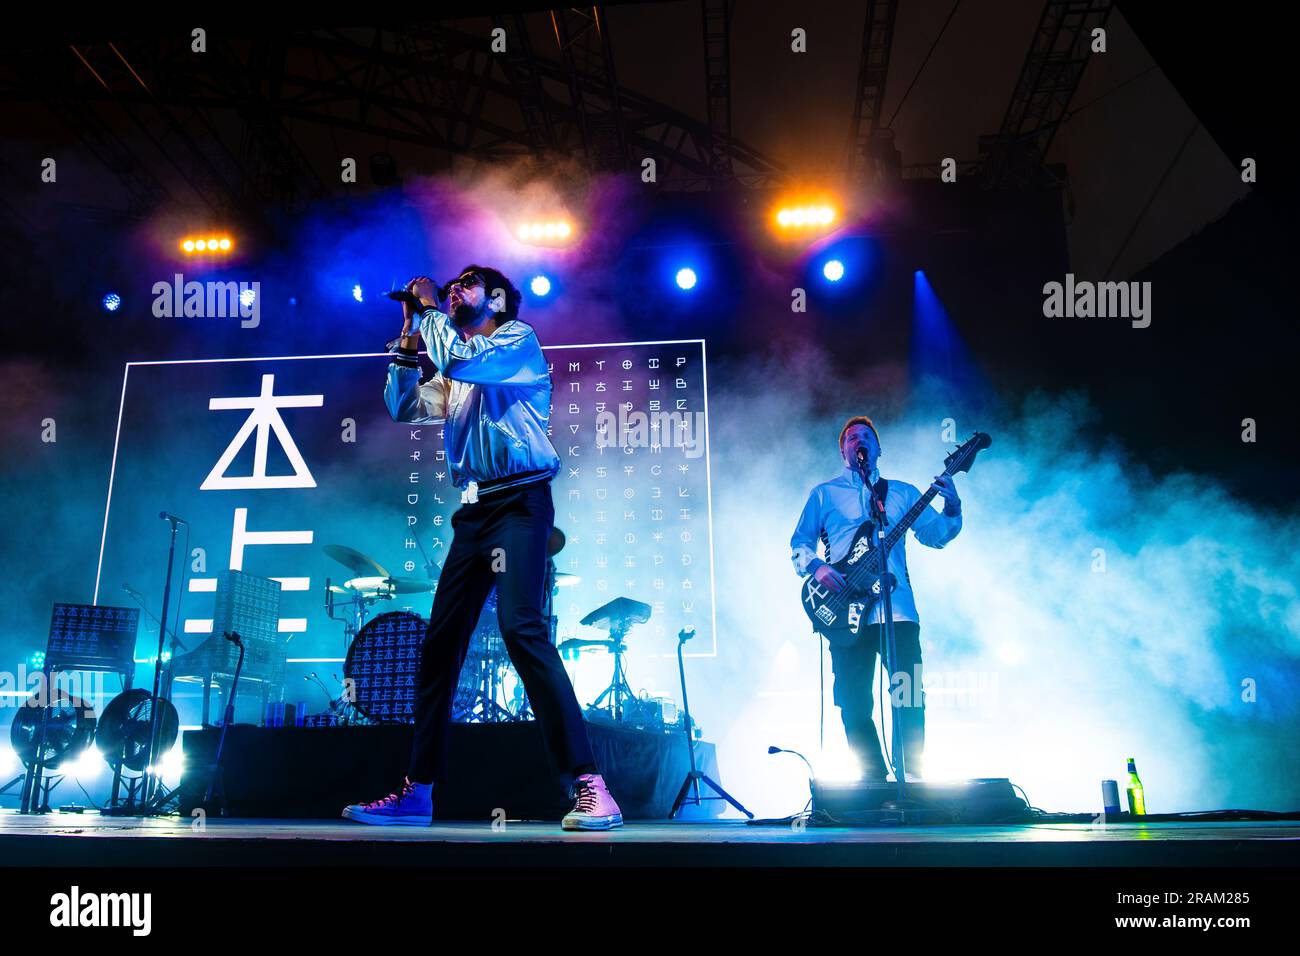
[790,416,963,782]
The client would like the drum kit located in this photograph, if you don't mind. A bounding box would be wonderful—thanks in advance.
[321,529,580,725]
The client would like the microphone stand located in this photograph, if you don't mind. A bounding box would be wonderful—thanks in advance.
[141,515,181,808]
[857,455,910,811]
[669,627,752,820]
[203,631,246,815]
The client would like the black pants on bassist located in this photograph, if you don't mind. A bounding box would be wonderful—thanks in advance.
[408,480,597,784]
[829,620,925,780]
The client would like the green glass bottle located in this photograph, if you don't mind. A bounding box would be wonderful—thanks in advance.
[1126,757,1147,815]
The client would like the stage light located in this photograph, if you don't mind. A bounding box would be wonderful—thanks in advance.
[516,219,576,247]
[179,234,234,255]
[150,745,184,781]
[29,650,45,668]
[352,284,364,303]
[772,201,838,235]
[62,746,104,780]
[102,293,121,312]
[822,259,845,282]
[239,288,257,309]
[529,274,552,297]
[675,267,698,291]
[0,745,15,777]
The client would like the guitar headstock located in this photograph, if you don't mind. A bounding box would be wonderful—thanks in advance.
[943,431,992,474]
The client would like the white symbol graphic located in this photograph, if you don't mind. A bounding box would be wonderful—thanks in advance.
[229,508,313,570]
[847,601,864,630]
[201,374,323,489]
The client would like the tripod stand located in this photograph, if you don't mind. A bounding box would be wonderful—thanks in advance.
[580,597,650,722]
[669,627,752,820]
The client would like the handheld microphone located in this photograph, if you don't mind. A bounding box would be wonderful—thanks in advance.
[385,289,422,306]
[158,511,188,524]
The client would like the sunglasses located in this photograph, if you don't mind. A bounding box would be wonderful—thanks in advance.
[447,271,485,291]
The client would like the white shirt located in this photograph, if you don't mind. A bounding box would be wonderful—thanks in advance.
[790,466,962,625]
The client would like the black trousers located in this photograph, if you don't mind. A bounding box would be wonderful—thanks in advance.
[828,620,924,780]
[408,480,596,784]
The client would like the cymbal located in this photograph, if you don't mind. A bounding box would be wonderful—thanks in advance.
[323,544,390,579]
[547,526,566,557]
[553,572,581,588]
[344,576,438,595]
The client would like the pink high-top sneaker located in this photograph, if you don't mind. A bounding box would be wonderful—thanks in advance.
[562,773,624,831]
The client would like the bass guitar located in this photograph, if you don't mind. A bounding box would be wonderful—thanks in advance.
[799,431,991,646]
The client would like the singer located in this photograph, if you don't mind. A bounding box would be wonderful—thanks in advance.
[342,265,623,830]
[789,416,963,782]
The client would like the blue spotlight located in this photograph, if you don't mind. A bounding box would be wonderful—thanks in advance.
[675,267,698,291]
[102,293,121,312]
[352,284,364,303]
[822,259,845,282]
[239,287,257,309]
[529,274,552,297]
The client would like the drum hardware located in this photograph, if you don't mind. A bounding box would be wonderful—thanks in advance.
[343,611,426,724]
[455,588,523,724]
[578,597,652,723]
[322,544,391,579]
[334,534,567,726]
[323,543,438,656]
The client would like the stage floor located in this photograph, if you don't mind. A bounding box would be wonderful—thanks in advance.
[3,811,1296,866]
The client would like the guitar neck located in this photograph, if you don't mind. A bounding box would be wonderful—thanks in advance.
[880,474,948,554]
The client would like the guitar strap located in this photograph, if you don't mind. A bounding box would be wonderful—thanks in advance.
[872,476,889,521]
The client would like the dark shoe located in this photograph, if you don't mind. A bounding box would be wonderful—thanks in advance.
[342,777,433,826]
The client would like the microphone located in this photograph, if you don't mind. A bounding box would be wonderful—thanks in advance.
[768,745,817,781]
[158,511,188,524]
[385,289,422,306]
[122,583,141,598]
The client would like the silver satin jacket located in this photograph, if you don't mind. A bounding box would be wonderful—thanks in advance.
[384,307,561,493]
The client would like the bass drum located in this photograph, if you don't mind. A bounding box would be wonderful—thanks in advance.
[344,611,429,724]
